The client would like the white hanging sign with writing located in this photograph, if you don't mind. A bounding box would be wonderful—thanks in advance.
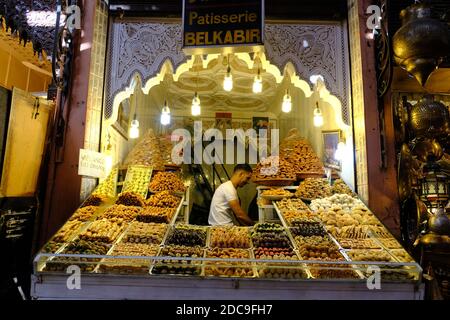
[78,149,108,178]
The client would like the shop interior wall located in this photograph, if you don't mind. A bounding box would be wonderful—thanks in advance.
[0,46,51,93]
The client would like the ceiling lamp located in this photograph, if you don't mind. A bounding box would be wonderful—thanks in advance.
[129,113,140,139]
[282,89,292,113]
[313,102,324,127]
[223,55,233,92]
[191,92,201,116]
[160,100,171,126]
[253,68,263,94]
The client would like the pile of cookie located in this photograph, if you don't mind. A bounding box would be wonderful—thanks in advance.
[149,172,185,193]
[252,156,296,182]
[295,178,332,199]
[123,129,165,170]
[279,138,325,177]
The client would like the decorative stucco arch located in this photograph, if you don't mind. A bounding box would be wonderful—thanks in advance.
[104,20,351,126]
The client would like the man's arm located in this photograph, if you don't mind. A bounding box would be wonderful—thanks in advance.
[229,200,254,226]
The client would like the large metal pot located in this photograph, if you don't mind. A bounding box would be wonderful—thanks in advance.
[409,95,449,138]
[393,3,450,86]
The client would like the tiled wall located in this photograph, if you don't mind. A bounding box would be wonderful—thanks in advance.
[347,0,369,203]
[80,0,109,201]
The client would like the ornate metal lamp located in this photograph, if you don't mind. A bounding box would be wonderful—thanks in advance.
[419,162,449,207]
[393,3,450,86]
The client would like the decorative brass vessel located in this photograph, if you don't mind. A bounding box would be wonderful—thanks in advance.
[409,95,449,138]
[412,138,444,162]
[393,4,450,86]
[428,208,450,236]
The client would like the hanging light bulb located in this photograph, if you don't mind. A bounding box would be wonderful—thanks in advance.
[160,100,171,126]
[129,114,140,139]
[253,68,263,93]
[282,89,292,113]
[223,55,233,91]
[313,102,324,127]
[191,91,201,116]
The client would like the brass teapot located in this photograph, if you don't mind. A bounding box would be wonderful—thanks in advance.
[393,3,450,86]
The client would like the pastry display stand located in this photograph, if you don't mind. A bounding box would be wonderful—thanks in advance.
[256,186,298,223]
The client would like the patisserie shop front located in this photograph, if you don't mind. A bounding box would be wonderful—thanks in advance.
[31,0,424,300]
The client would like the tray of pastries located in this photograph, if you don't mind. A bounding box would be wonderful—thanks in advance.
[260,188,294,201]
[252,156,296,186]
[98,243,159,274]
[204,248,256,278]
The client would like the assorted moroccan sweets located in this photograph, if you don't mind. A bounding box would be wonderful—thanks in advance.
[146,191,181,208]
[121,166,153,197]
[123,129,165,169]
[279,137,325,177]
[99,243,159,274]
[204,248,254,277]
[295,178,332,199]
[44,239,110,272]
[79,218,126,243]
[39,152,418,282]
[275,198,310,212]
[209,226,251,249]
[123,222,168,244]
[68,206,98,222]
[149,171,186,193]
[166,225,207,247]
[81,194,106,208]
[136,206,176,224]
[252,156,297,181]
[98,205,141,222]
[261,188,293,197]
[116,191,146,207]
[92,168,118,198]
[152,245,204,276]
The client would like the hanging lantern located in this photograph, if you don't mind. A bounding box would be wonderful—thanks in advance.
[393,3,450,86]
[419,161,449,208]
[409,95,450,139]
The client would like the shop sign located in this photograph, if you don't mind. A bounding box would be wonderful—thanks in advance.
[78,149,108,178]
[183,0,264,54]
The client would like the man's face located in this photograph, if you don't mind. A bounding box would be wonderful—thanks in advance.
[237,171,252,188]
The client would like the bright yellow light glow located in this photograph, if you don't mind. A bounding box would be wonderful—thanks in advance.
[282,91,292,113]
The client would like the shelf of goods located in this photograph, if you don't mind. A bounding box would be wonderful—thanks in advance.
[33,185,424,299]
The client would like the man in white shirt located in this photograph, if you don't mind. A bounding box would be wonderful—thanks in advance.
[208,164,254,226]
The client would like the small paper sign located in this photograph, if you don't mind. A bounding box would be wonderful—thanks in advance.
[78,149,108,178]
